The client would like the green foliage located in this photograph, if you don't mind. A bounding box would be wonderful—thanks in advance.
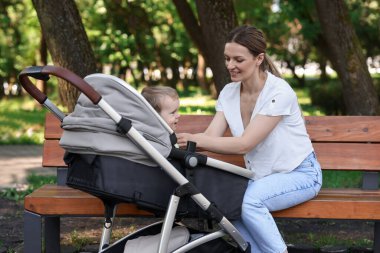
[284,230,372,248]
[0,173,57,201]
[0,0,378,100]
[293,87,325,116]
[77,0,196,88]
[0,0,40,79]
[70,230,93,253]
[0,188,25,202]
[312,234,372,248]
[322,171,363,188]
[309,76,380,115]
[309,80,346,115]
[348,0,380,57]
[0,97,46,144]
[235,0,321,86]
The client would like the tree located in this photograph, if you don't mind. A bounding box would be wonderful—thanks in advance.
[35,33,47,97]
[234,0,320,87]
[0,0,37,87]
[315,0,380,115]
[173,0,238,94]
[348,0,380,59]
[32,0,97,112]
[80,0,195,90]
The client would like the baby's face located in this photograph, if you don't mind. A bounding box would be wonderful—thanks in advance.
[160,96,180,131]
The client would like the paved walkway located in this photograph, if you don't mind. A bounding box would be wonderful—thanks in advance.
[0,145,56,189]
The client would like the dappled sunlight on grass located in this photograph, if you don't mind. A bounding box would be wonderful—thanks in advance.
[180,95,215,107]
[179,94,216,115]
[0,97,46,144]
[1,97,41,111]
[298,97,311,105]
[178,87,323,115]
[294,88,325,116]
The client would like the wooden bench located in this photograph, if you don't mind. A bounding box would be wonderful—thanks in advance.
[24,113,380,252]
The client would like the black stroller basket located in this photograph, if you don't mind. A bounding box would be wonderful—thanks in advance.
[19,65,251,253]
[64,152,248,219]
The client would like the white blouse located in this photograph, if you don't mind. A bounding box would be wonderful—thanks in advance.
[216,72,314,180]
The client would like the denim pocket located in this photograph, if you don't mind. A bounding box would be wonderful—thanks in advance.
[295,152,322,196]
[310,156,322,195]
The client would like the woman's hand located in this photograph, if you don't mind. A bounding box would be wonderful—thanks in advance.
[176,133,193,148]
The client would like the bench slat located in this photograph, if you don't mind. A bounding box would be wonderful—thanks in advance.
[273,199,380,219]
[45,114,380,143]
[42,140,66,167]
[44,113,62,140]
[42,139,380,172]
[25,185,380,220]
[314,142,380,171]
[25,185,153,216]
[306,116,380,142]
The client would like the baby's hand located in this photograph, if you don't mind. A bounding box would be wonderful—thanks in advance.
[176,133,192,148]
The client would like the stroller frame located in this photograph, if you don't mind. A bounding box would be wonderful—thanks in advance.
[19,65,251,253]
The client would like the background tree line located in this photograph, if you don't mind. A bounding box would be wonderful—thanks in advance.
[0,0,379,114]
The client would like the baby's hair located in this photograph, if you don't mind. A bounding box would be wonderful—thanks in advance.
[141,86,179,113]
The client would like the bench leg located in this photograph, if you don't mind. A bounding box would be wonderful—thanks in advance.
[375,222,380,253]
[45,216,60,253]
[24,210,42,253]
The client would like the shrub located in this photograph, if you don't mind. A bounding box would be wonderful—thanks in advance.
[309,80,346,115]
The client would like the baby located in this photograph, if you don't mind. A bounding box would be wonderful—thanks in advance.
[141,86,180,131]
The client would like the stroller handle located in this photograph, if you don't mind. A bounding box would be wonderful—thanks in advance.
[18,65,102,105]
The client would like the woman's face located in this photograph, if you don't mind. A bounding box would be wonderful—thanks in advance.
[224,42,262,82]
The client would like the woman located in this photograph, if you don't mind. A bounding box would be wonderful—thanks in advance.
[177,25,322,253]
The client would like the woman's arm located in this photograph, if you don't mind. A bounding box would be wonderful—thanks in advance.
[177,113,282,154]
[177,112,228,147]
[204,111,229,136]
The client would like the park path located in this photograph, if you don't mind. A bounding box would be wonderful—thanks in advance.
[0,145,55,189]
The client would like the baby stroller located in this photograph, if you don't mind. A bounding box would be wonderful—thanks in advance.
[19,65,253,253]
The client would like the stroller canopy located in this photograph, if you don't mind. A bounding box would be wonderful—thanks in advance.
[60,74,173,166]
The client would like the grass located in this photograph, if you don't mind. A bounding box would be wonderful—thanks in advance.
[70,230,93,253]
[285,232,373,248]
[0,97,47,144]
[0,173,57,201]
[322,171,364,188]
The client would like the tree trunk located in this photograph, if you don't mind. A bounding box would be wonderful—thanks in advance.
[173,0,237,95]
[36,33,47,96]
[315,0,380,115]
[32,0,97,112]
[196,54,208,91]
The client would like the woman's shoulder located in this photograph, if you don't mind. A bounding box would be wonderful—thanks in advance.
[267,73,295,95]
[219,82,240,97]
[222,82,240,90]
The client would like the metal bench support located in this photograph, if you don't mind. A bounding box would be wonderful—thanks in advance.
[375,221,380,253]
[45,216,60,253]
[24,210,42,253]
[24,210,61,253]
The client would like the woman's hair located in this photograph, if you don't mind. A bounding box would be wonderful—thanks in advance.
[141,86,179,113]
[226,25,281,77]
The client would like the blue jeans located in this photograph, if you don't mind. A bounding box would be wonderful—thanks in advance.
[233,152,322,253]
